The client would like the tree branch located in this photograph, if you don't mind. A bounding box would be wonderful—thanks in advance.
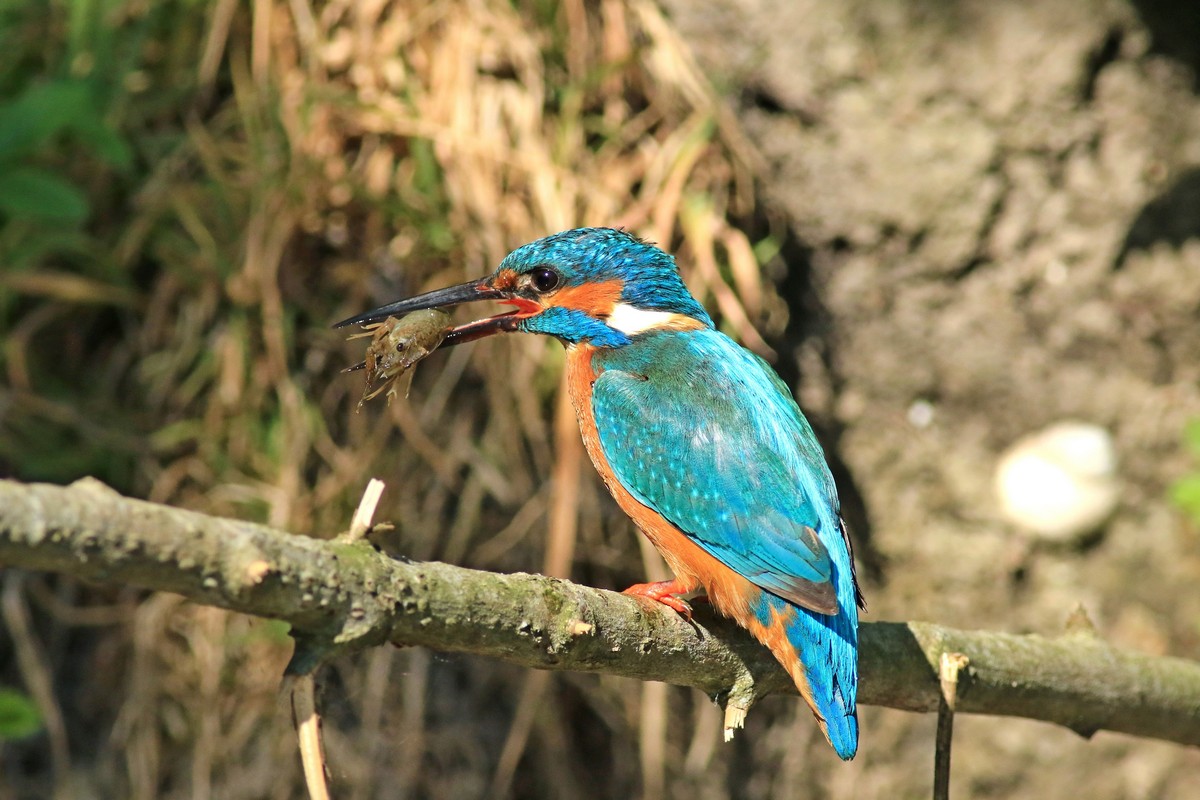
[1,478,1198,747]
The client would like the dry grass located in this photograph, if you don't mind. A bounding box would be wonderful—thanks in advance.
[0,2,824,798]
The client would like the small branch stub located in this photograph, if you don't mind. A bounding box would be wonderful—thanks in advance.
[939,652,969,711]
[1062,603,1101,639]
[721,671,758,742]
[723,703,749,742]
[345,479,386,542]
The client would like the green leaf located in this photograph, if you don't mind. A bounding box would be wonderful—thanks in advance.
[72,114,134,171]
[1183,419,1200,458]
[0,687,42,741]
[1169,474,1200,526]
[0,166,90,221]
[257,619,293,645]
[0,80,94,160]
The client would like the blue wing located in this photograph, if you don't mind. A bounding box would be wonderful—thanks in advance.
[590,329,852,616]
[590,328,861,758]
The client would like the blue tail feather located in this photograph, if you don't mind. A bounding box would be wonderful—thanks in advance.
[753,587,859,760]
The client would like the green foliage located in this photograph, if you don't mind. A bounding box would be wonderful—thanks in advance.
[0,0,138,273]
[0,78,132,221]
[0,687,42,741]
[0,1,773,797]
[0,2,218,488]
[1169,420,1200,525]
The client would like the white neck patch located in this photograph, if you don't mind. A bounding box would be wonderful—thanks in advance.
[606,302,699,335]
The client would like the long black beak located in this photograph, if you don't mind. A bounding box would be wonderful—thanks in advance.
[333,279,504,328]
[334,277,534,351]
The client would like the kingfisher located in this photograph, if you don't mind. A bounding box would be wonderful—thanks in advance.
[336,228,864,759]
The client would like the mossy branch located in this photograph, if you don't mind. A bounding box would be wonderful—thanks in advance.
[1,478,1198,747]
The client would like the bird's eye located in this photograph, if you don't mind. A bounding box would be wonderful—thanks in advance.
[529,267,560,293]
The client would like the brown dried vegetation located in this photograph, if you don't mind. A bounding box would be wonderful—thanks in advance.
[1,1,787,798]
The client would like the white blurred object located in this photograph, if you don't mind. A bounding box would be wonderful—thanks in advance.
[994,422,1120,541]
[907,399,935,428]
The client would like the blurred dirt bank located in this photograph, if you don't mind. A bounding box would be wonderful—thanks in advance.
[665,1,1200,797]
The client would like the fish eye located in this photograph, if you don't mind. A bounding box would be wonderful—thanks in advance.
[529,267,560,293]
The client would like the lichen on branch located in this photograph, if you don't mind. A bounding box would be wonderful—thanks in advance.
[1,477,1198,747]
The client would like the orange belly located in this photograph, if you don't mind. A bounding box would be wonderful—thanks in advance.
[564,344,757,621]
[564,344,819,716]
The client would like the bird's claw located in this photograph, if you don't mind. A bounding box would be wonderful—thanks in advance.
[622,580,694,620]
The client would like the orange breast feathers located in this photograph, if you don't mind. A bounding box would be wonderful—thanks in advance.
[564,344,760,623]
[563,344,819,714]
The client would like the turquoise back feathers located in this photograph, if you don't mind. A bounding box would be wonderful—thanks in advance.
[589,330,861,758]
[497,228,863,758]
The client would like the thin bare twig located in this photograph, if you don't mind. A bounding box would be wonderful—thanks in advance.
[934,652,970,800]
[289,675,331,800]
[291,479,387,799]
[2,572,71,797]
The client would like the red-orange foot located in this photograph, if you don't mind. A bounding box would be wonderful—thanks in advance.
[622,579,695,619]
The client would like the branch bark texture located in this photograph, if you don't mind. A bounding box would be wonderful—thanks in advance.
[1,478,1197,747]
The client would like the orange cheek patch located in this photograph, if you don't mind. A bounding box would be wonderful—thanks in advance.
[550,279,623,316]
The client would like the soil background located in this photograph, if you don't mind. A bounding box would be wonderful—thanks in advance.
[663,0,1200,796]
